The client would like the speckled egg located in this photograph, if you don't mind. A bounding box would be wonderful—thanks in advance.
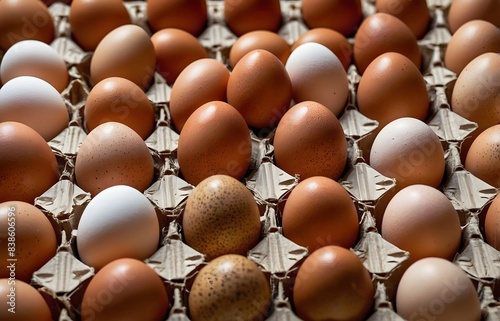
[465,124,500,188]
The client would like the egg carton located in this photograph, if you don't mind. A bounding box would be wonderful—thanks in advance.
[1,0,498,320]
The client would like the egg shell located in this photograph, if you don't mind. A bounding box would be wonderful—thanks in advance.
[75,122,155,197]
[188,254,270,321]
[485,194,500,250]
[76,185,160,270]
[376,0,431,39]
[301,0,363,37]
[448,0,500,34]
[182,175,261,260]
[146,0,207,36]
[0,122,59,204]
[223,0,282,37]
[227,49,292,128]
[0,279,52,321]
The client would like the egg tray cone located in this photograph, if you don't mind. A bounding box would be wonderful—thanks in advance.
[0,0,498,320]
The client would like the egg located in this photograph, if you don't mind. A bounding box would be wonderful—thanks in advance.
[75,122,154,196]
[370,117,445,190]
[227,49,292,128]
[291,28,352,71]
[229,30,291,68]
[273,101,347,181]
[170,58,230,132]
[147,0,207,36]
[182,175,261,260]
[0,278,52,321]
[444,20,500,75]
[177,101,252,185]
[0,40,69,92]
[448,0,500,34]
[69,0,131,52]
[285,43,349,116]
[301,0,363,37]
[224,0,282,37]
[357,52,429,130]
[354,12,421,74]
[189,254,270,321]
[396,258,481,321]
[376,0,431,39]
[77,185,160,270]
[150,28,208,85]
[90,24,156,90]
[381,185,461,263]
[282,176,359,252]
[485,194,500,250]
[0,0,54,52]
[81,258,169,321]
[84,77,155,140]
[464,124,500,188]
[0,122,59,204]
[293,246,374,321]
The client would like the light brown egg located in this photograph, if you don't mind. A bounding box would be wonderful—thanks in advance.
[291,28,352,70]
[224,0,282,37]
[0,201,57,282]
[147,0,207,36]
[75,122,154,197]
[376,0,430,39]
[485,194,500,250]
[69,0,131,52]
[189,254,270,321]
[170,58,230,132]
[227,49,292,128]
[177,101,252,185]
[0,122,59,204]
[0,279,52,321]
[151,28,208,85]
[448,0,500,34]
[465,125,500,188]
[293,246,374,321]
[273,101,347,181]
[0,0,54,52]
[301,0,363,37]
[282,176,359,252]
[354,12,421,74]
[229,30,291,68]
[90,24,156,90]
[445,20,500,75]
[357,52,429,130]
[81,258,169,321]
[182,175,261,260]
[85,77,155,140]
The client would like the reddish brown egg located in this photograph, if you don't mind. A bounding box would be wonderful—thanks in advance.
[224,0,282,37]
[448,0,500,34]
[147,0,207,36]
[376,0,430,39]
[0,279,52,321]
[465,125,500,188]
[485,194,500,250]
[301,0,363,37]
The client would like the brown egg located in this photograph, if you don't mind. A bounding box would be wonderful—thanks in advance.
[465,125,500,188]
[291,28,352,70]
[485,194,500,250]
[147,0,207,36]
[0,122,59,203]
[357,52,429,130]
[90,24,156,90]
[0,279,52,321]
[445,20,500,75]
[273,101,347,181]
[0,202,57,282]
[81,258,169,321]
[151,28,208,85]
[396,258,481,321]
[224,0,282,37]
[189,254,270,321]
[229,30,291,68]
[301,0,363,37]
[182,175,261,260]
[177,101,252,185]
[448,0,500,34]
[354,13,421,74]
[69,0,131,51]
[75,122,154,197]
[85,77,155,140]
[293,246,374,321]
[170,59,230,132]
[0,0,54,52]
[376,0,430,39]
[282,176,359,252]
[227,49,292,128]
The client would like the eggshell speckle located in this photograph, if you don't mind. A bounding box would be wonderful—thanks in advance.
[0,279,52,321]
